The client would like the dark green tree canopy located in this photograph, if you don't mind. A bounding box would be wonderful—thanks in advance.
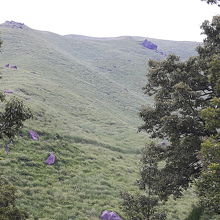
[0,175,28,220]
[0,97,32,140]
[121,1,219,218]
[139,15,220,201]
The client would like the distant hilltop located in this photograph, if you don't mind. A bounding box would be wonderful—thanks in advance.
[1,20,27,29]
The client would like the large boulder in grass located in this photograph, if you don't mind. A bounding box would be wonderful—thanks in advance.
[10,65,17,69]
[4,90,13,94]
[142,39,157,50]
[45,153,56,165]
[100,210,123,220]
[29,130,39,140]
[3,21,26,29]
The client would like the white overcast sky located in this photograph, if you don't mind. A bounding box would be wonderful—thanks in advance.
[0,0,219,42]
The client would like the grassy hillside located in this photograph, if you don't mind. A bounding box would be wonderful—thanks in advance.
[0,22,201,219]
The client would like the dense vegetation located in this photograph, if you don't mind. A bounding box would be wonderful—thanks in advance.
[122,1,219,220]
[0,176,28,219]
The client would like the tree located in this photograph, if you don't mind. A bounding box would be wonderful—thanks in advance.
[0,96,33,152]
[121,143,166,220]
[121,1,219,218]
[137,13,219,215]
[196,135,220,214]
[0,175,28,220]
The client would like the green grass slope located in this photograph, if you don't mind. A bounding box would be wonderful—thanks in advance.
[0,22,200,219]
[0,25,199,148]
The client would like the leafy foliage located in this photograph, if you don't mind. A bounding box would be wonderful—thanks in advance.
[139,56,207,200]
[138,13,220,216]
[196,98,220,214]
[121,192,166,220]
[121,143,166,220]
[196,136,220,214]
[0,175,28,220]
[196,15,220,215]
[0,97,33,140]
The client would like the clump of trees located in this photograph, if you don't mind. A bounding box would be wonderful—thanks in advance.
[0,96,33,151]
[122,1,219,219]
